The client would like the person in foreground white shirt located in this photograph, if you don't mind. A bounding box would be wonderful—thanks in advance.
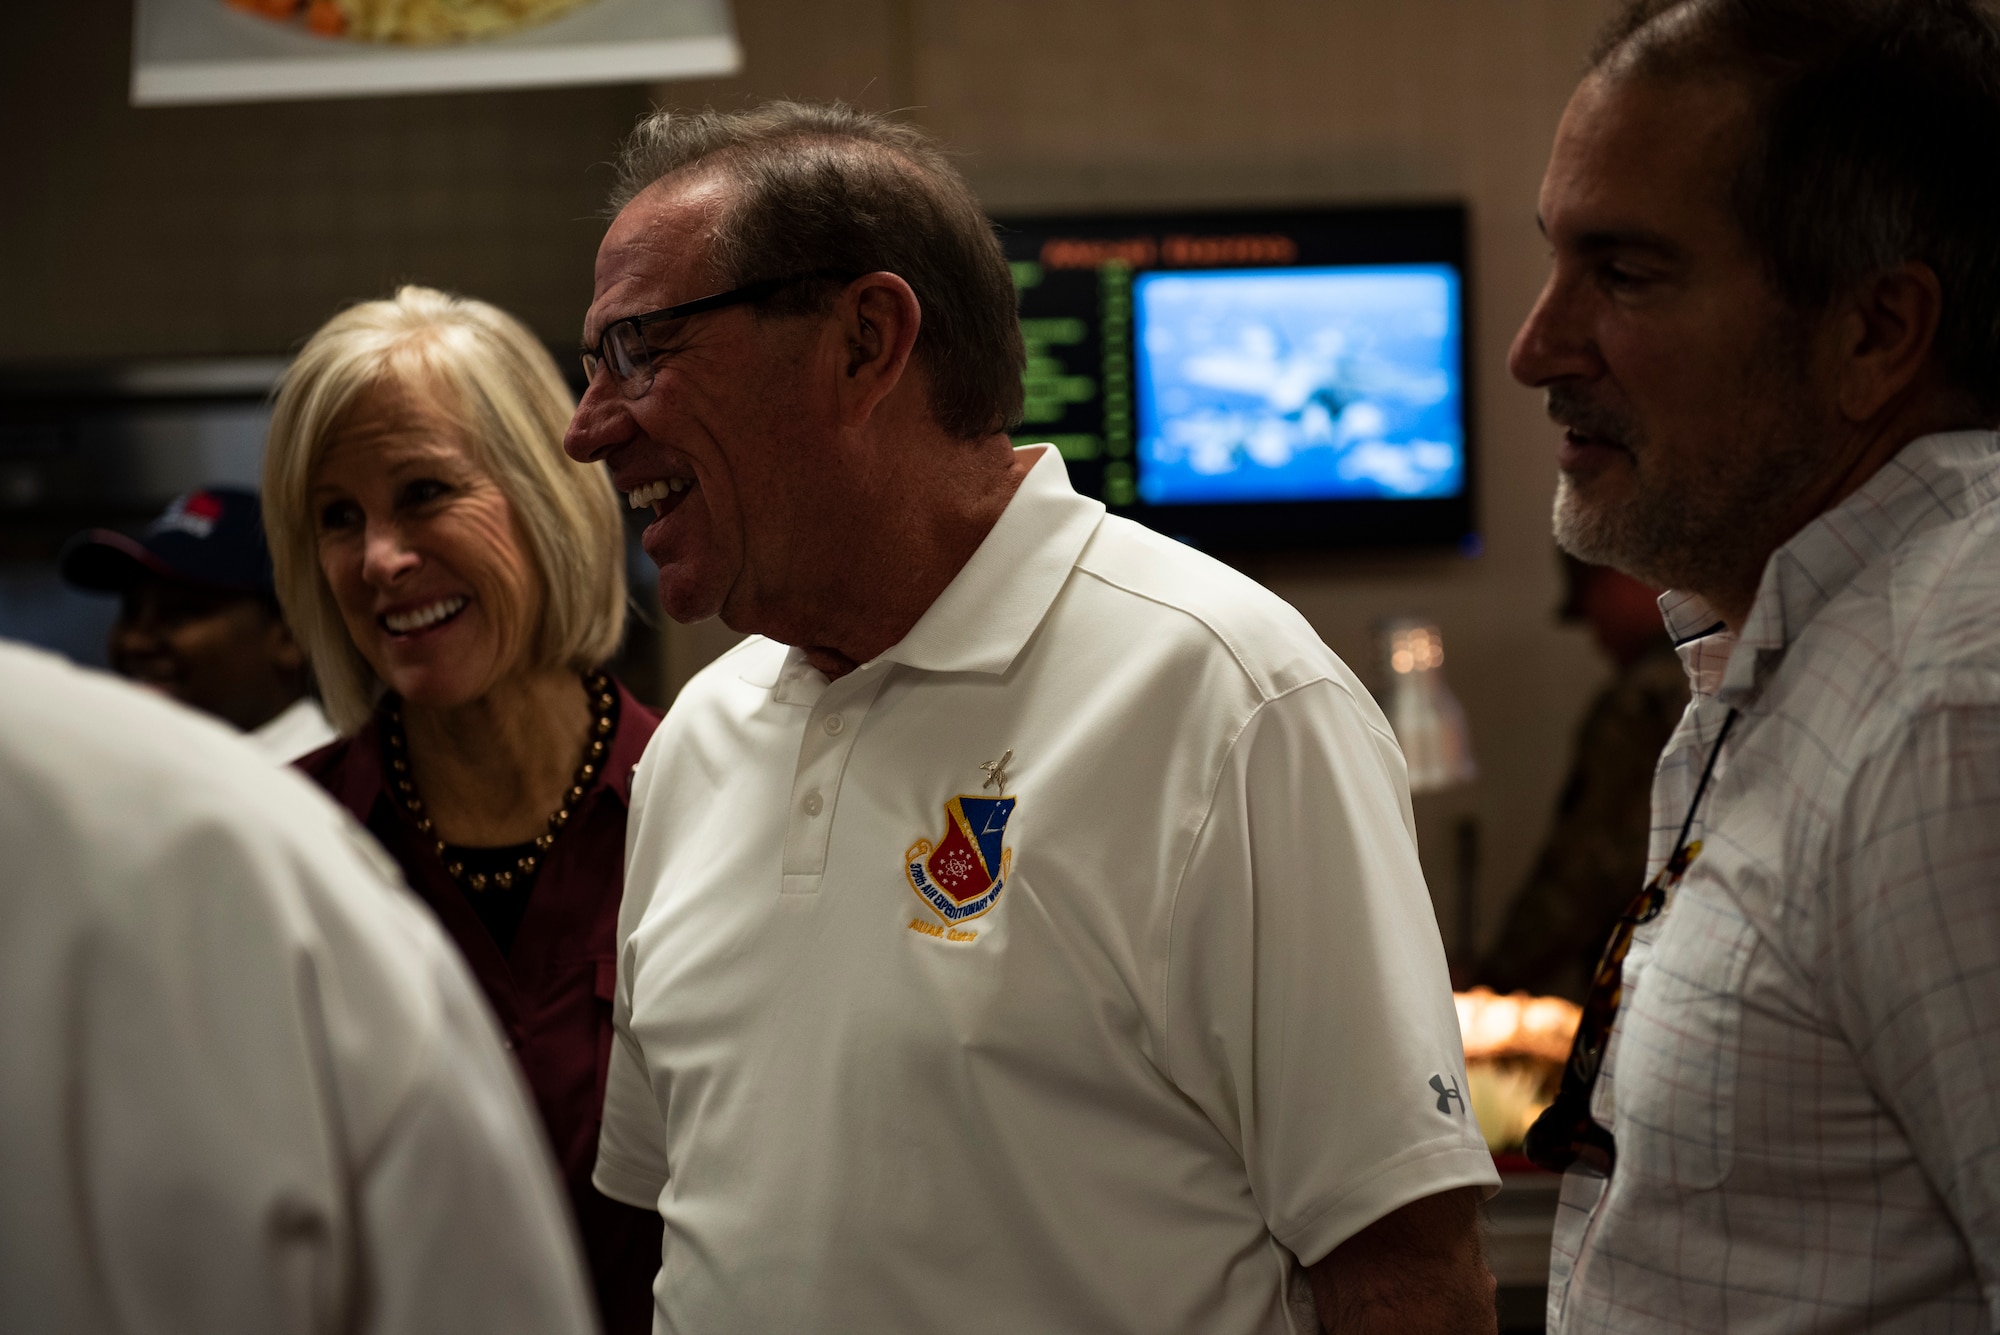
[0,640,598,1335]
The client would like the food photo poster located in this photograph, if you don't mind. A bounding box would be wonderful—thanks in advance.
[131,0,741,105]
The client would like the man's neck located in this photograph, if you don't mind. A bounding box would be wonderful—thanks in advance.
[783,439,1037,681]
[1702,403,1976,633]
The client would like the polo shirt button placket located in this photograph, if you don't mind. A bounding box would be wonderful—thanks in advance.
[779,666,889,897]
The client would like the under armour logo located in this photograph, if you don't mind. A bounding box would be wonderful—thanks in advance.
[980,749,1013,793]
[1429,1073,1465,1115]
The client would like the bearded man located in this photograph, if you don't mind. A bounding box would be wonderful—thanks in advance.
[1509,1,2000,1330]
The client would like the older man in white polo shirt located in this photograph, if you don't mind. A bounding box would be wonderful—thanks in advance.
[565,101,1499,1335]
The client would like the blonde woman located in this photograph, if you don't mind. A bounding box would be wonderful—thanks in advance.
[265,286,661,1334]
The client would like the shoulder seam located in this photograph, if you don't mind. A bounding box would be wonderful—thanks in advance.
[1073,562,1398,750]
[1072,562,1326,706]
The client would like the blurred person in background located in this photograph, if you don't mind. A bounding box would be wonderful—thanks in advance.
[1472,553,1687,1001]
[59,485,335,763]
[262,286,663,1335]
[0,639,597,1334]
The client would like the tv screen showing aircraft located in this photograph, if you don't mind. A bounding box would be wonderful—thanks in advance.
[1132,265,1462,505]
[998,205,1474,552]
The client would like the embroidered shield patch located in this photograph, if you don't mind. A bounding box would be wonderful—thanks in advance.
[906,794,1016,924]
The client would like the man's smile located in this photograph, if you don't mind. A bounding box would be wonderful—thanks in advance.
[626,477,698,518]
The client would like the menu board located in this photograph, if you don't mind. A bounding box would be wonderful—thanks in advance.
[999,205,1475,552]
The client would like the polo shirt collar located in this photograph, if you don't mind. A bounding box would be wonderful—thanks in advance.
[872,444,1105,677]
[874,444,1105,676]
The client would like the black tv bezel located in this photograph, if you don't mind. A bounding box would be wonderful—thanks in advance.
[994,203,1475,554]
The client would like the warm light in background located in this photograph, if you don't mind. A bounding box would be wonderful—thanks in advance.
[1454,987,1581,1154]
[1388,622,1445,675]
[1377,616,1476,794]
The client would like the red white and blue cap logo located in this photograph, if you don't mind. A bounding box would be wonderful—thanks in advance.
[59,485,275,594]
[148,489,226,540]
[906,795,1017,923]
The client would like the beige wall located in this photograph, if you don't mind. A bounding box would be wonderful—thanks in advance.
[4,0,1618,959]
[0,1,648,362]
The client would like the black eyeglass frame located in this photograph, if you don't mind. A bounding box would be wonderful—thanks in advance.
[579,268,859,399]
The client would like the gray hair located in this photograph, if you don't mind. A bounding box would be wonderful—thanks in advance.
[608,101,1025,441]
[1591,0,2000,421]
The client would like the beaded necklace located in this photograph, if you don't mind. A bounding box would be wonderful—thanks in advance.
[384,672,616,893]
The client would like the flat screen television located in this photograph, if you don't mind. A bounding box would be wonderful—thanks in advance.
[996,204,1473,551]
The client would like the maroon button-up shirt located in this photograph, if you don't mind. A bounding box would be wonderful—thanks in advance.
[298,677,663,1335]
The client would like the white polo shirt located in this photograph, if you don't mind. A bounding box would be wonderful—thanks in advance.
[0,642,596,1335]
[597,445,1495,1334]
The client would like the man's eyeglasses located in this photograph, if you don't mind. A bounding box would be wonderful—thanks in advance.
[579,269,856,400]
[1523,707,1738,1176]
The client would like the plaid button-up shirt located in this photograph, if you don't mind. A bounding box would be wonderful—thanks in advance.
[1550,431,2000,1333]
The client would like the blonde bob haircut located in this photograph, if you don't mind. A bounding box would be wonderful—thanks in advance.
[263,285,626,734]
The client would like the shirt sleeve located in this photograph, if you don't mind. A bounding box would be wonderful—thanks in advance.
[339,881,606,1335]
[1829,702,2000,1323]
[1162,678,1498,1268]
[593,934,673,1210]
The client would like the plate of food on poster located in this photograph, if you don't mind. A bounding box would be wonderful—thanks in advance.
[130,0,740,104]
[224,0,600,45]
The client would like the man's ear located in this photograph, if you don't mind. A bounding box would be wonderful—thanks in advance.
[832,272,922,426]
[1834,260,1944,423]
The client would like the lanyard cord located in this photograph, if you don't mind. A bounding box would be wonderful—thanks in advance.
[1667,706,1740,874]
[1523,702,1743,1176]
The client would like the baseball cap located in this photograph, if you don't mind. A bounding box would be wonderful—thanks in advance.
[59,487,276,595]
